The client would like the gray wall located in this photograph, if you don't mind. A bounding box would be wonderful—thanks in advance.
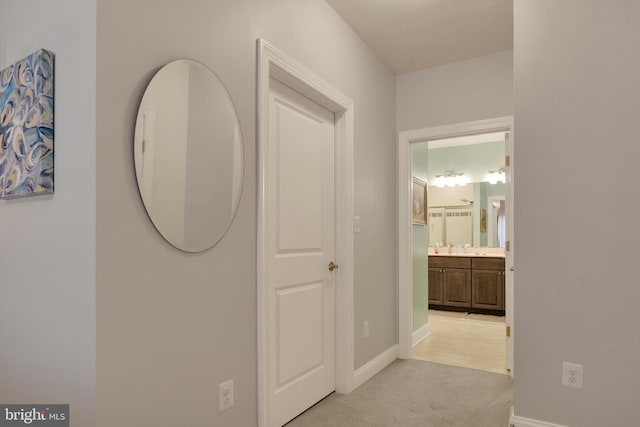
[398,50,512,343]
[397,50,513,131]
[514,1,640,425]
[0,1,97,426]
[96,1,396,426]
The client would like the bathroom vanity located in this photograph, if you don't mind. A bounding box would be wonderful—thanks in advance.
[428,254,505,314]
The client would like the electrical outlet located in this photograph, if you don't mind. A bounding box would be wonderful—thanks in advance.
[354,216,360,233]
[363,321,369,338]
[562,362,583,389]
[219,379,234,411]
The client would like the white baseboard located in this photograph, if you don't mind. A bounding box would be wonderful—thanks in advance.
[352,344,398,390]
[510,408,568,427]
[412,322,431,346]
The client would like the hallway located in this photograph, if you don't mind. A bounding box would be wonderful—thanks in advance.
[286,359,512,427]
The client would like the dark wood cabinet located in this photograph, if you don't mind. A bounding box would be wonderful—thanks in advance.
[428,256,472,308]
[428,255,505,314]
[471,257,505,310]
[428,267,444,305]
[443,268,471,307]
[471,269,504,310]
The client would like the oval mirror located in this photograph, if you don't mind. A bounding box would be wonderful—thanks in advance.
[134,59,243,252]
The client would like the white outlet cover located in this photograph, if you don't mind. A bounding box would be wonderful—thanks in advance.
[219,379,234,411]
[562,362,583,389]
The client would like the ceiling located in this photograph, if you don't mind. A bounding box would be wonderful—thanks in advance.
[326,0,513,74]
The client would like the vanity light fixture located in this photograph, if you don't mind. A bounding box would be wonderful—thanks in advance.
[488,168,506,184]
[434,171,467,188]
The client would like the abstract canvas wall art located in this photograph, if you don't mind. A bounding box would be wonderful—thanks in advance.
[0,49,54,199]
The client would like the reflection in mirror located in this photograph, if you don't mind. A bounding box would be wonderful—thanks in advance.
[426,135,505,249]
[427,183,505,248]
[134,59,243,252]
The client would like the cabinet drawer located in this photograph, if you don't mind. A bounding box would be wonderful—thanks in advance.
[429,256,471,269]
[471,257,505,271]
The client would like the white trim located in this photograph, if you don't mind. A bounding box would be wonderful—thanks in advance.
[257,39,355,427]
[412,321,431,346]
[428,131,506,149]
[504,130,515,376]
[398,117,514,362]
[510,414,568,427]
[352,345,398,390]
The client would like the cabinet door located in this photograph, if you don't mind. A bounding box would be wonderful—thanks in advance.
[428,268,444,305]
[443,268,471,307]
[472,270,505,310]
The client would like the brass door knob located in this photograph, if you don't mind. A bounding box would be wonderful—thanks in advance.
[328,261,339,272]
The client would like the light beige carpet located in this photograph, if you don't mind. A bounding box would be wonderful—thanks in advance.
[286,359,513,427]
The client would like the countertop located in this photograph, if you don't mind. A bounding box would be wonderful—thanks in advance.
[428,252,505,258]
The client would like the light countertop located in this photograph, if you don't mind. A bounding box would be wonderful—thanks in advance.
[428,251,505,258]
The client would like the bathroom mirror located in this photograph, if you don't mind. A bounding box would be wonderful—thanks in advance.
[427,182,505,248]
[134,59,243,252]
[425,134,506,249]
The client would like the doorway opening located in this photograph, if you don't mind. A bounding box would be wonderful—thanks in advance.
[415,131,507,374]
[397,117,514,377]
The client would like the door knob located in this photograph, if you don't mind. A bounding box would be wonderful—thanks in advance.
[328,261,339,272]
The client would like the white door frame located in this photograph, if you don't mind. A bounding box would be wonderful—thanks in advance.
[397,117,514,373]
[257,39,355,427]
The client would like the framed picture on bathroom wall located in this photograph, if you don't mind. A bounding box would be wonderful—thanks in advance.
[412,177,427,225]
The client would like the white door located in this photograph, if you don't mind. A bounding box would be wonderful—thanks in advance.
[267,78,336,426]
[505,131,514,375]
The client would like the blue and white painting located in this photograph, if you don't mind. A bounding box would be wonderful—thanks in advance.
[0,49,54,199]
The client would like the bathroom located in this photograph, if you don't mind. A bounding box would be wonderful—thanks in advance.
[411,131,510,374]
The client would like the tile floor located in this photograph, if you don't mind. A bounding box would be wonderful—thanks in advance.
[412,310,508,375]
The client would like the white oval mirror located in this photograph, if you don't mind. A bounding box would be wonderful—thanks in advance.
[134,59,243,252]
